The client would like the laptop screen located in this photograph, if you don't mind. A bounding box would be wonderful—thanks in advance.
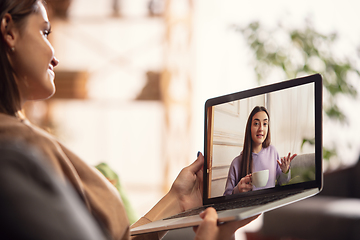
[203,74,322,204]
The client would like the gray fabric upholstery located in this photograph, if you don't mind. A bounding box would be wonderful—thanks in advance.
[258,155,360,240]
[0,141,108,240]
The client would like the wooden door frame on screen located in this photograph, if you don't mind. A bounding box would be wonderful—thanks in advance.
[206,106,214,198]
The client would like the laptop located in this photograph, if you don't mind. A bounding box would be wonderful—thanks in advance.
[131,73,323,235]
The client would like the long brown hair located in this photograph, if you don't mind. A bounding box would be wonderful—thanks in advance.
[0,0,40,116]
[240,106,271,179]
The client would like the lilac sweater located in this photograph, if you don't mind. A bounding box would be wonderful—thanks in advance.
[223,145,291,195]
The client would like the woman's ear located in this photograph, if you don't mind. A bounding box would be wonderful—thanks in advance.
[1,13,17,51]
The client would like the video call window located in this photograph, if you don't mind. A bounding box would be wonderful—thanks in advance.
[206,82,315,198]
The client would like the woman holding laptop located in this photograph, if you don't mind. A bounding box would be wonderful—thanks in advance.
[0,0,257,239]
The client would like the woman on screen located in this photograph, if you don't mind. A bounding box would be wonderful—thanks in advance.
[223,106,296,195]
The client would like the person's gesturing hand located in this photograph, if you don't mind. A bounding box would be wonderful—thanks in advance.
[170,152,204,212]
[277,153,297,173]
[236,174,252,193]
[193,207,259,240]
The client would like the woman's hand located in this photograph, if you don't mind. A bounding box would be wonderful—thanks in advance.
[277,153,297,173]
[170,152,204,212]
[141,153,204,222]
[193,207,259,240]
[236,174,252,193]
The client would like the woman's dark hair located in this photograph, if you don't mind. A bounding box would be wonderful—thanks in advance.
[239,106,271,179]
[0,0,40,116]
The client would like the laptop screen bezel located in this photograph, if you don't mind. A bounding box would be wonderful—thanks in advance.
[203,74,323,205]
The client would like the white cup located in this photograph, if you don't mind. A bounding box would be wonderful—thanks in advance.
[252,169,269,188]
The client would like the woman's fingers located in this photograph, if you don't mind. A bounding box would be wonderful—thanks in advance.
[277,152,297,173]
[194,208,260,240]
[238,175,252,192]
[189,152,204,174]
[240,183,252,191]
[193,208,219,240]
[240,176,249,185]
[289,153,297,162]
[283,153,297,167]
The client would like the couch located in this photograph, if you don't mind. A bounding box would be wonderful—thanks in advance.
[251,155,360,240]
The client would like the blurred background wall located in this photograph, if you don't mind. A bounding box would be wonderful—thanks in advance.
[25,0,360,239]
